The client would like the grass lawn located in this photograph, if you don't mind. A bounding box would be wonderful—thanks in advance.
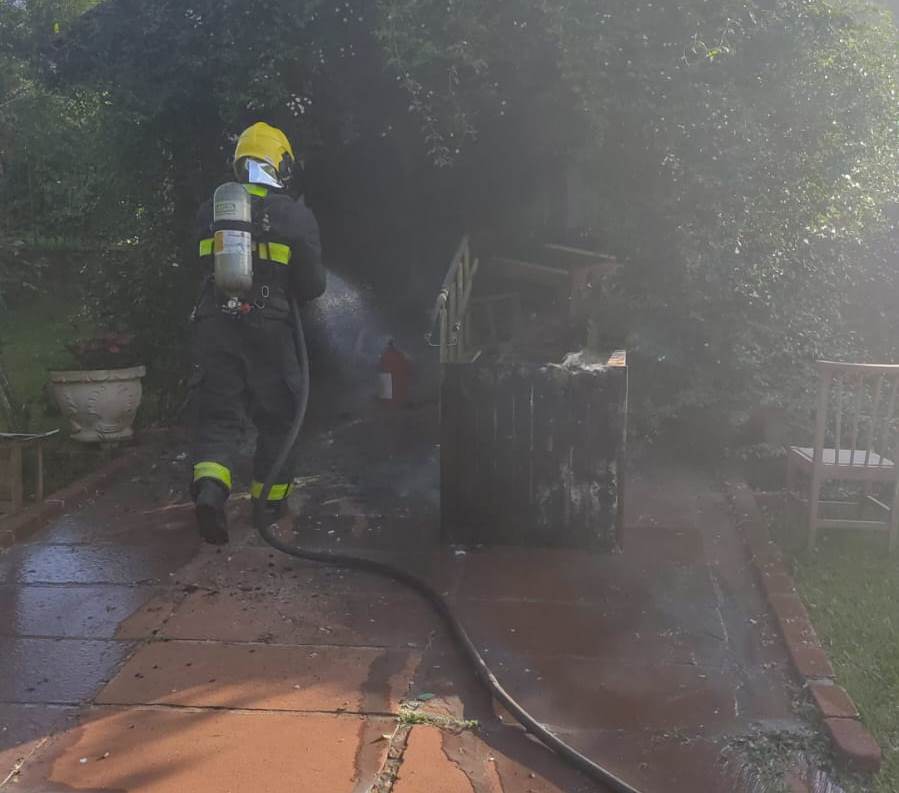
[788,529,899,792]
[0,292,109,495]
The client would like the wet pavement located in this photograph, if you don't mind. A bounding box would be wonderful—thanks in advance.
[0,405,803,792]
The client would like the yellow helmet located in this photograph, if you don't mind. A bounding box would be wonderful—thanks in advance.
[233,122,295,187]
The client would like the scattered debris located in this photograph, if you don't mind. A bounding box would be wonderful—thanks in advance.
[369,724,412,793]
[397,700,478,733]
[724,727,839,793]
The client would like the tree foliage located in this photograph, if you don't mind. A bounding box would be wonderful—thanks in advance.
[377,0,899,438]
[0,0,896,440]
[3,0,407,412]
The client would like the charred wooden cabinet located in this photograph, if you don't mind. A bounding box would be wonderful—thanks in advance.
[440,353,627,550]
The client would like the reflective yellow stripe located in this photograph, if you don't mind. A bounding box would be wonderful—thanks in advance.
[267,242,291,264]
[254,241,291,265]
[199,238,213,256]
[244,184,268,197]
[193,462,232,490]
[250,481,292,501]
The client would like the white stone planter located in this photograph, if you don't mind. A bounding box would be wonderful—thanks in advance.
[48,366,146,443]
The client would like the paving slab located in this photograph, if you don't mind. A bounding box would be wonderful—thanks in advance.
[160,585,438,648]
[0,540,197,585]
[0,703,78,782]
[701,509,794,669]
[393,725,600,793]
[255,512,442,553]
[447,725,603,793]
[560,728,740,793]
[97,640,418,713]
[392,725,483,793]
[12,706,393,793]
[175,545,416,595]
[114,592,181,640]
[454,597,725,667]
[0,637,133,704]
[0,584,161,639]
[30,497,196,546]
[624,483,701,529]
[471,655,751,732]
[406,639,501,729]
[0,417,809,793]
[459,539,705,606]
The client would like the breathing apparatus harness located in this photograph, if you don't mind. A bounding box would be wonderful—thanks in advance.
[200,181,290,321]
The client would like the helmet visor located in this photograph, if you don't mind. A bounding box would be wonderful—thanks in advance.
[244,158,283,189]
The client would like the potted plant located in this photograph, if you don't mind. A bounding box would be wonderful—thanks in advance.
[48,332,146,443]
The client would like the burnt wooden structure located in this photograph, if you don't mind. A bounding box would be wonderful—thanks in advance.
[440,353,627,550]
[431,235,628,550]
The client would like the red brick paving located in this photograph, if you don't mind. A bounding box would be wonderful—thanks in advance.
[13,707,393,793]
[786,644,835,681]
[824,717,883,773]
[809,682,859,720]
[769,593,819,647]
[392,726,481,793]
[161,587,436,648]
[114,592,179,640]
[97,640,418,713]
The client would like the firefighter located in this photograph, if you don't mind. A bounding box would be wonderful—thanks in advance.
[190,122,326,544]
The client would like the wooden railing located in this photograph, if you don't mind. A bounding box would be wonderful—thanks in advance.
[426,235,480,363]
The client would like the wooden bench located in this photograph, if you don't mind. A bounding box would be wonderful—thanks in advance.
[0,430,59,516]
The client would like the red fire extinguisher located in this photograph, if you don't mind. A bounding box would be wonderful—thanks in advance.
[378,340,412,405]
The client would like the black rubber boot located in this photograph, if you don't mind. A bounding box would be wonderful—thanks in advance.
[194,478,229,544]
[252,497,283,530]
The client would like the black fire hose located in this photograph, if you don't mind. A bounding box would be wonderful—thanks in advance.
[254,298,645,793]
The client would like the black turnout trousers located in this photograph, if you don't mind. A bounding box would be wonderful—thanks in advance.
[190,313,305,496]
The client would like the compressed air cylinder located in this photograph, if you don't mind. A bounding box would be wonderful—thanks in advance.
[213,182,254,298]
